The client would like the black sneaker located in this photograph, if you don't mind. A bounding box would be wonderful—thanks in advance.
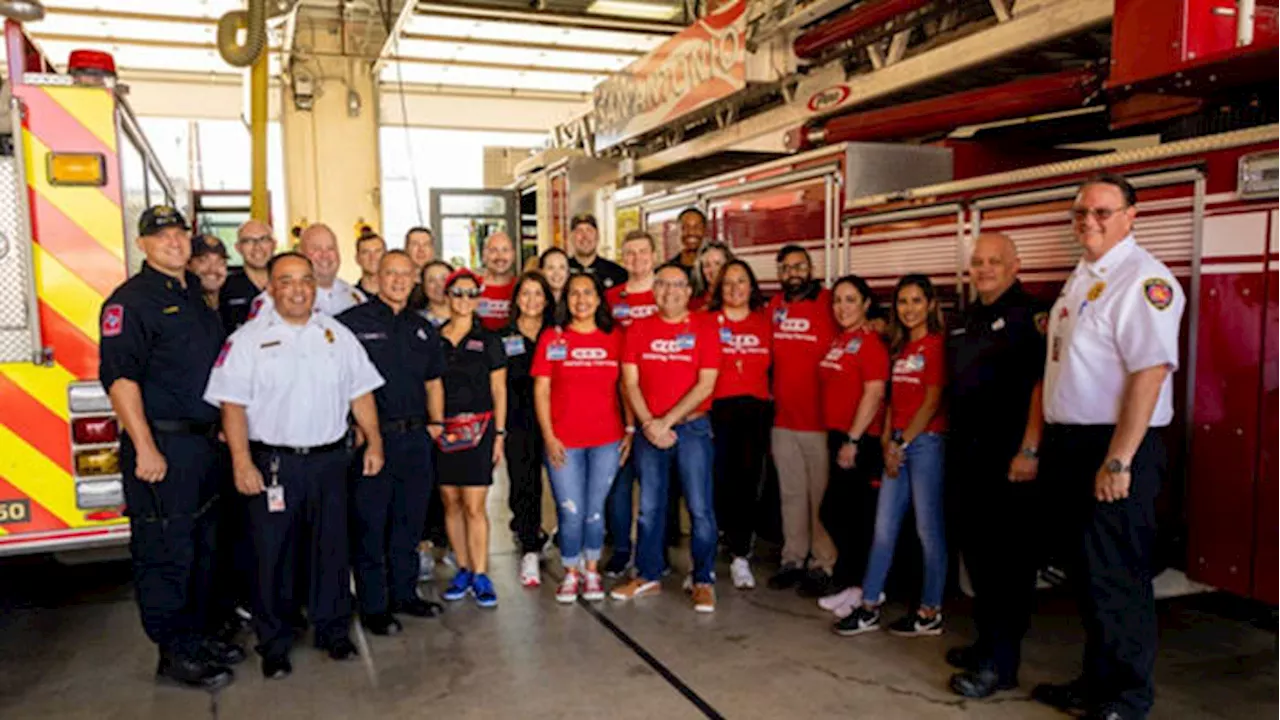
[797,568,835,598]
[361,613,403,636]
[766,563,805,590]
[603,553,631,578]
[199,637,247,666]
[887,610,944,637]
[1031,678,1090,714]
[949,669,1018,699]
[155,653,234,691]
[261,654,292,680]
[832,606,881,636]
[393,597,444,618]
[321,637,359,661]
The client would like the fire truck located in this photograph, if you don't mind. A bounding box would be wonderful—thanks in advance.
[0,21,180,557]
[582,0,1278,603]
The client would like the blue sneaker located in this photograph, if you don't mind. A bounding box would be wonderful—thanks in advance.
[472,573,498,608]
[443,569,473,601]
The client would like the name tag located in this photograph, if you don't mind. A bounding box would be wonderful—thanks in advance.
[259,340,281,349]
[991,318,1006,331]
[844,338,862,354]
[162,306,180,314]
[676,333,695,350]
[719,327,733,344]
[503,335,525,356]
[612,303,629,318]
[358,332,387,341]
[546,342,567,361]
[266,485,285,513]
[465,339,485,352]
[227,297,248,306]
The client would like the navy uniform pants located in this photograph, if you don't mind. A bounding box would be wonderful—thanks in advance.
[1043,424,1163,718]
[247,446,352,658]
[351,429,433,615]
[951,434,1042,685]
[121,431,220,659]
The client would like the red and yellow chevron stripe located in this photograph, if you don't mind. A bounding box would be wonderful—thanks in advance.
[0,83,129,548]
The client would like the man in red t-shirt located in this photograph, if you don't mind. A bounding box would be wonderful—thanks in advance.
[477,231,516,330]
[767,244,838,597]
[610,263,721,613]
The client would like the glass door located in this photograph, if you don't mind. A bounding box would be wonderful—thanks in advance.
[429,189,519,271]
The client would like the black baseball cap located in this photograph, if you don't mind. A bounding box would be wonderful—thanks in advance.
[190,234,228,259]
[139,205,189,237]
[570,213,597,231]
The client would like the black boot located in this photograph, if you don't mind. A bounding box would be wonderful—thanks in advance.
[949,669,1017,699]
[392,597,444,618]
[361,613,403,636]
[155,652,234,691]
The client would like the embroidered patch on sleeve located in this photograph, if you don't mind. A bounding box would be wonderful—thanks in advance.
[101,304,124,337]
[1142,278,1174,310]
[214,341,232,368]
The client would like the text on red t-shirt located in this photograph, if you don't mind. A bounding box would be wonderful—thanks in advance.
[530,327,625,448]
[605,284,658,330]
[623,313,721,418]
[819,326,889,435]
[769,289,836,431]
[710,309,772,401]
[889,332,946,433]
[478,279,514,331]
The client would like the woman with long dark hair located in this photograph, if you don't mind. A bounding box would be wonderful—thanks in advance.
[835,273,948,638]
[500,272,555,588]
[538,247,570,304]
[533,272,630,603]
[419,260,453,328]
[705,260,772,589]
[690,241,732,311]
[815,275,890,619]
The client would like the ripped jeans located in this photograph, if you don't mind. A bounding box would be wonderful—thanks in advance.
[548,441,621,568]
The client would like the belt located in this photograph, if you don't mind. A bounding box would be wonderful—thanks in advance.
[249,439,346,456]
[381,417,426,433]
[151,419,219,437]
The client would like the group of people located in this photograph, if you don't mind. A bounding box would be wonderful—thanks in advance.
[106,172,1181,720]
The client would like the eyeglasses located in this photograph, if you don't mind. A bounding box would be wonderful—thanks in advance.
[238,235,274,246]
[779,262,810,274]
[653,279,690,290]
[448,287,482,299]
[1070,206,1128,223]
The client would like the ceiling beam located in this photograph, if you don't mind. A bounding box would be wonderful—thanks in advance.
[386,55,606,77]
[400,31,646,57]
[413,2,684,35]
[372,0,419,74]
[41,5,221,25]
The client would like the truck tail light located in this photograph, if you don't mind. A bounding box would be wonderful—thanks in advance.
[74,447,119,477]
[72,416,118,445]
[78,481,125,510]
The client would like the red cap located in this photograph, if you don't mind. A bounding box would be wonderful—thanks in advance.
[444,267,481,291]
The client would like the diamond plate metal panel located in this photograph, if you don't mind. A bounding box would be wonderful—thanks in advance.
[0,155,37,363]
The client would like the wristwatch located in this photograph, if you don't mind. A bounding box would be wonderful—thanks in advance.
[624,426,637,435]
[844,434,861,446]
[1104,458,1130,473]
[1019,446,1039,460]
[495,429,507,437]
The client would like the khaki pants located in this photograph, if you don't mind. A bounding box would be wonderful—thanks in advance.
[771,427,836,571]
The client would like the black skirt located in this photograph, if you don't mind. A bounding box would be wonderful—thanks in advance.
[435,430,495,487]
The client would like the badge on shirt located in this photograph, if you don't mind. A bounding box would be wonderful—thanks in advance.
[546,341,567,361]
[266,485,286,513]
[772,306,787,325]
[248,297,264,320]
[101,304,124,337]
[503,335,526,356]
[227,297,248,307]
[845,338,863,354]
[719,326,733,344]
[612,303,629,319]
[163,305,180,315]
[1034,311,1049,336]
[417,328,428,341]
[990,317,1006,331]
[465,338,485,352]
[1143,278,1174,310]
[1087,282,1106,302]
[676,333,695,350]
[358,332,387,341]
[214,341,232,368]
[905,353,925,371]
[324,328,335,344]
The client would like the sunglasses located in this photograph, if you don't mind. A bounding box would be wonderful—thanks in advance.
[448,287,483,299]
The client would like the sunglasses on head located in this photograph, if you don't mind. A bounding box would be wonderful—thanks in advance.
[448,287,482,298]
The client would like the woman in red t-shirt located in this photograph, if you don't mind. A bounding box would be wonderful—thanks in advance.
[835,274,949,639]
[532,273,631,604]
[690,241,733,311]
[707,260,772,589]
[815,274,890,619]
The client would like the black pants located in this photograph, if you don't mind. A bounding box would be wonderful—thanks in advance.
[952,436,1041,684]
[711,397,771,558]
[209,445,253,630]
[821,432,883,590]
[247,447,352,658]
[122,432,220,659]
[1043,424,1163,717]
[505,425,546,554]
[351,430,433,616]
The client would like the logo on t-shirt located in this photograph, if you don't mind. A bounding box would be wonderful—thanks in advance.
[571,347,607,361]
[779,317,810,333]
[894,353,925,373]
[726,333,763,351]
[629,305,658,320]
[845,338,863,354]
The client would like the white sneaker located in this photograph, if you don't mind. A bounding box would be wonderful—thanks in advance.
[819,586,861,613]
[582,571,605,602]
[519,552,541,588]
[730,557,756,589]
[682,573,694,593]
[418,546,435,581]
[555,570,581,603]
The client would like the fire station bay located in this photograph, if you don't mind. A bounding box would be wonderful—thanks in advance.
[0,0,1276,718]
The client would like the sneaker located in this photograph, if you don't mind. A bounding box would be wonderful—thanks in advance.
[609,577,661,601]
[682,573,694,593]
[418,546,435,581]
[472,573,498,608]
[767,563,805,590]
[556,570,581,604]
[603,553,631,578]
[888,609,944,637]
[519,552,541,588]
[442,569,473,601]
[797,568,836,598]
[692,583,716,613]
[833,605,881,637]
[582,571,605,602]
[730,557,756,589]
[818,586,861,613]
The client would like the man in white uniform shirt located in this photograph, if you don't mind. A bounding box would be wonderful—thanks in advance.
[247,223,366,321]
[204,252,385,680]
[1032,174,1185,720]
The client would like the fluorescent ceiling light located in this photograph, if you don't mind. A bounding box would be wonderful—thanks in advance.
[586,0,680,21]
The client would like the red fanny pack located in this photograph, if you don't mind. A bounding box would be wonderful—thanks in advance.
[436,412,493,453]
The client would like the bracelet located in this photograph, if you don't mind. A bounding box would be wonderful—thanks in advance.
[427,421,444,428]
[624,426,636,435]
[845,434,861,445]
[495,429,507,437]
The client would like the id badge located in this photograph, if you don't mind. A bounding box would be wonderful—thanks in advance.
[503,335,525,356]
[719,327,733,344]
[266,485,286,513]
[612,303,629,319]
[676,333,695,350]
[547,342,567,361]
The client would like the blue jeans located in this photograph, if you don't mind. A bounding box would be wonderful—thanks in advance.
[634,416,717,583]
[861,433,947,609]
[548,441,621,568]
[606,458,637,557]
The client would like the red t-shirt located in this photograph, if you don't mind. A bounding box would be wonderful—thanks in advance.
[605,284,658,330]
[769,289,836,431]
[530,327,625,448]
[688,292,713,312]
[478,279,514,331]
[890,333,946,433]
[623,313,721,418]
[819,326,890,435]
[709,309,772,401]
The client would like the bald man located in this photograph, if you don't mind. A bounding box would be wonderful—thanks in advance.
[298,224,366,315]
[477,230,516,330]
[945,233,1048,700]
[220,219,278,333]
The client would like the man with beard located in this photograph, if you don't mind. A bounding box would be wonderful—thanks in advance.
[567,213,626,289]
[477,231,517,331]
[189,234,229,309]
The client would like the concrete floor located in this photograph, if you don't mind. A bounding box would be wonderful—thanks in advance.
[0,482,1275,720]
